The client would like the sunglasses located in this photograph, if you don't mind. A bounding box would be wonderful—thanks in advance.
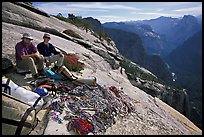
[44,36,50,39]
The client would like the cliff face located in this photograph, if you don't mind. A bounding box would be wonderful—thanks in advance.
[103,27,145,66]
[2,2,201,135]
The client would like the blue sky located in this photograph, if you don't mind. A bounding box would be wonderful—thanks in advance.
[33,2,202,23]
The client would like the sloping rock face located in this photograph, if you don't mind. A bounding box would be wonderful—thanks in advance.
[119,57,191,121]
[2,2,201,135]
[131,78,190,118]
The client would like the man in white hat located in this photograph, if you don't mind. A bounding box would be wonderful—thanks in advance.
[15,32,44,79]
[37,33,64,71]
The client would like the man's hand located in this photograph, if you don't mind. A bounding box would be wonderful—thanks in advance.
[32,52,42,60]
[46,61,51,67]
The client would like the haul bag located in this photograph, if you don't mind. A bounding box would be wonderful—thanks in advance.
[2,77,44,111]
[2,92,38,135]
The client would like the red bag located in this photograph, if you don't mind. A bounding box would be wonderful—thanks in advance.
[109,86,121,98]
[68,118,94,135]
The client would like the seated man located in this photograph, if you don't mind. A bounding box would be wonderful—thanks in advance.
[37,33,64,72]
[15,32,44,79]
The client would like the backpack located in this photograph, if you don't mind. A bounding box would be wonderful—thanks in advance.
[2,92,39,135]
[2,57,14,74]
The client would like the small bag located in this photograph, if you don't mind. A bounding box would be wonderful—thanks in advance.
[34,87,48,97]
[2,92,39,135]
[68,118,94,135]
[44,68,62,79]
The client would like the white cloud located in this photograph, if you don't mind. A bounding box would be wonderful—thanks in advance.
[34,2,202,22]
[173,5,202,15]
[155,2,196,7]
[156,9,164,12]
[67,2,140,10]
[131,12,179,17]
[35,2,140,16]
[97,15,133,23]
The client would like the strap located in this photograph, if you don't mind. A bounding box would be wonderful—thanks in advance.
[2,84,11,95]
[15,107,36,135]
[32,97,42,108]
[6,78,11,87]
[2,78,11,94]
[2,118,34,129]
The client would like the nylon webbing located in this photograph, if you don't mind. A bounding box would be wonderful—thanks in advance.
[32,97,42,108]
[3,78,11,94]
[15,107,35,135]
[2,118,33,129]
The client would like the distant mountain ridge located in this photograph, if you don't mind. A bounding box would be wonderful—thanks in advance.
[103,27,145,66]
[166,30,202,74]
[136,15,202,54]
[103,15,202,57]
[103,21,166,56]
[196,15,202,24]
[85,17,173,82]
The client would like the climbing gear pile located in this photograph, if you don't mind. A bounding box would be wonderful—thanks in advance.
[44,84,136,135]
[29,71,136,135]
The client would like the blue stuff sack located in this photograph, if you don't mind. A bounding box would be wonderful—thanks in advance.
[44,68,62,79]
[34,87,48,97]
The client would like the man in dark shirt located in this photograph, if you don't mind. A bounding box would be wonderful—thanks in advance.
[15,32,44,79]
[37,33,64,71]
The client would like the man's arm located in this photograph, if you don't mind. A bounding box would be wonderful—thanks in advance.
[21,51,41,60]
[50,43,60,55]
[20,54,35,60]
[37,43,44,55]
[21,43,42,60]
[50,44,63,56]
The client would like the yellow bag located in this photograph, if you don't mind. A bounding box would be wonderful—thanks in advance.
[2,92,38,135]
